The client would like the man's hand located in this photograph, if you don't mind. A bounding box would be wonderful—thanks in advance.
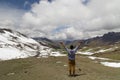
[78,41,83,46]
[78,41,81,44]
[60,42,64,45]
[59,42,65,47]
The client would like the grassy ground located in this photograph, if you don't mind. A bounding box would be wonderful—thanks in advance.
[93,48,120,60]
[0,56,120,80]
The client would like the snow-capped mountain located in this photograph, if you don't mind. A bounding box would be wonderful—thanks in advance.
[0,28,66,60]
[0,28,49,60]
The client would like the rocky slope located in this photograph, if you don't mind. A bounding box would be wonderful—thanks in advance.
[0,28,53,60]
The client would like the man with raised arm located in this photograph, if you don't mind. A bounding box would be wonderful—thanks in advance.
[60,41,81,76]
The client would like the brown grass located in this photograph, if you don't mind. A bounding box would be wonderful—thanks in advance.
[0,56,120,80]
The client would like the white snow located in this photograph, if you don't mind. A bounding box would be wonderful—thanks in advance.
[77,47,117,56]
[4,31,38,44]
[7,72,15,76]
[38,50,66,58]
[39,50,49,58]
[0,29,42,60]
[0,48,29,60]
[101,62,120,68]
[50,52,66,57]
[86,49,93,51]
[0,34,16,45]
[95,48,113,53]
[77,52,94,55]
[64,65,68,67]
[56,61,62,63]
[88,56,110,60]
[17,35,38,44]
[88,56,120,68]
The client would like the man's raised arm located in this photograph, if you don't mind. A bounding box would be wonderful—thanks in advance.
[75,41,82,50]
[60,42,66,48]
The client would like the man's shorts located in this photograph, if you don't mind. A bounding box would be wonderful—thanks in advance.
[69,59,75,66]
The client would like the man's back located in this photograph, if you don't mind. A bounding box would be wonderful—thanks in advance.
[65,46,79,60]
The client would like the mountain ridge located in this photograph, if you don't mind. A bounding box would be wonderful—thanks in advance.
[33,31,120,48]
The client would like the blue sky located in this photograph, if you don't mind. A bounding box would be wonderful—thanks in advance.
[0,0,120,40]
[0,0,54,10]
[0,0,39,10]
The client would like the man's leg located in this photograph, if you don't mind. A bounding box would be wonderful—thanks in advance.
[69,60,72,76]
[73,65,75,76]
[72,60,75,76]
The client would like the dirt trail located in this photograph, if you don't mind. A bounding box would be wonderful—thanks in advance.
[0,56,120,80]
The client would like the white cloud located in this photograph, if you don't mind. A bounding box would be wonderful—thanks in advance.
[1,0,120,40]
[50,27,84,40]
[0,4,25,30]
[0,20,15,29]
[21,0,92,39]
[21,0,120,40]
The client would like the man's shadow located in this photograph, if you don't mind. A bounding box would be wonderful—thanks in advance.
[73,68,86,77]
[68,73,86,77]
[74,73,86,77]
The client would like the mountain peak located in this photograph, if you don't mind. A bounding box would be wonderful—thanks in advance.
[102,32,120,42]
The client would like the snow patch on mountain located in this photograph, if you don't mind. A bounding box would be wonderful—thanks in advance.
[95,48,116,53]
[50,52,66,57]
[0,28,66,60]
[78,46,118,56]
[0,48,28,60]
[88,56,110,60]
[0,28,45,60]
[77,51,94,55]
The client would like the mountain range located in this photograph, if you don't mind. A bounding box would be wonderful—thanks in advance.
[0,28,120,60]
[33,32,120,48]
[84,32,120,47]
